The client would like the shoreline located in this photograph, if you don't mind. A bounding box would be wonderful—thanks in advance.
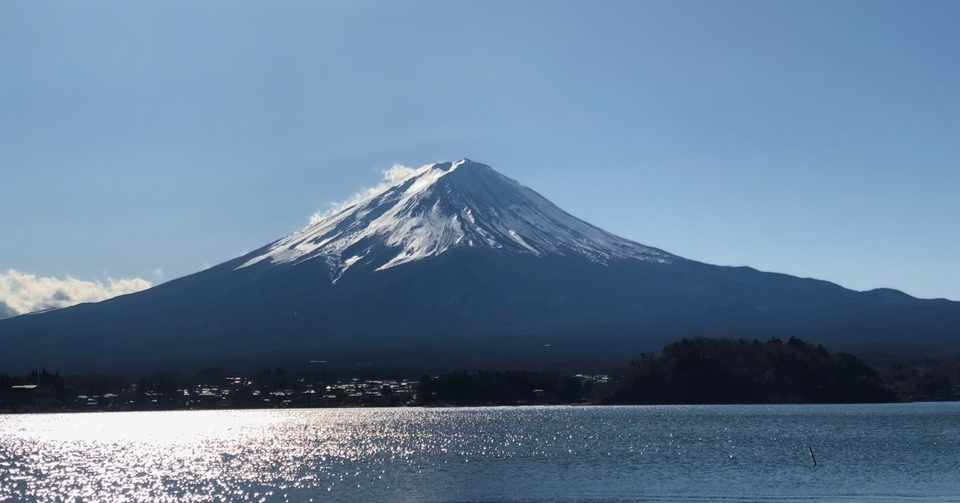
[5,399,958,416]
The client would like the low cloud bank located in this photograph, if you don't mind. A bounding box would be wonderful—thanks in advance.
[0,269,153,319]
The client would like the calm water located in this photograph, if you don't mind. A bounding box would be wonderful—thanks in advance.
[1,404,959,502]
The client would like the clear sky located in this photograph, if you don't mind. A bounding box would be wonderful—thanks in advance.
[2,0,958,301]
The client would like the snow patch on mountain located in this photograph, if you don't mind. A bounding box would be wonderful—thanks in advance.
[238,159,675,280]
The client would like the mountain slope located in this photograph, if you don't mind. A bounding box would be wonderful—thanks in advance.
[238,160,674,279]
[1,160,958,373]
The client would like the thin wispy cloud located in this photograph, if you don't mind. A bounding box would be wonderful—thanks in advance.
[308,163,425,225]
[0,269,153,319]
[0,300,16,319]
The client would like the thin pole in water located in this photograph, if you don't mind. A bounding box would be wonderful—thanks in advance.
[808,445,817,467]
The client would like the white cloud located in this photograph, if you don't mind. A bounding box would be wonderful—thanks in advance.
[308,163,426,225]
[0,269,153,319]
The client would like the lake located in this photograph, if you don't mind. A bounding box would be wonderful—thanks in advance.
[2,403,959,502]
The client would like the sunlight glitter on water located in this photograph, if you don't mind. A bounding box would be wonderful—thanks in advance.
[2,405,960,502]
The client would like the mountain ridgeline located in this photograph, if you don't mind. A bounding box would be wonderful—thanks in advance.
[1,159,958,373]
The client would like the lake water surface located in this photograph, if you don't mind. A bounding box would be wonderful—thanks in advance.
[1,403,959,502]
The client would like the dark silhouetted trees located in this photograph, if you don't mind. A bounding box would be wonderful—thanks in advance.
[606,337,896,404]
[416,371,592,405]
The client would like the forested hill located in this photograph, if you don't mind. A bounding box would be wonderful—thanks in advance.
[606,337,896,404]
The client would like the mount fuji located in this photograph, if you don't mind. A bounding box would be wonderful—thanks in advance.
[239,159,675,278]
[1,159,958,372]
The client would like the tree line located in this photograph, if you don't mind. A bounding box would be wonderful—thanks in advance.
[3,337,958,411]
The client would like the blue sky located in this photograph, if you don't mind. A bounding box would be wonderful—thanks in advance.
[2,0,958,301]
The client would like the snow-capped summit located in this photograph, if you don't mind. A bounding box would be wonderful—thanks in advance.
[238,159,675,280]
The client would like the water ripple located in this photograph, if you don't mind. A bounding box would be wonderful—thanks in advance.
[1,404,959,502]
